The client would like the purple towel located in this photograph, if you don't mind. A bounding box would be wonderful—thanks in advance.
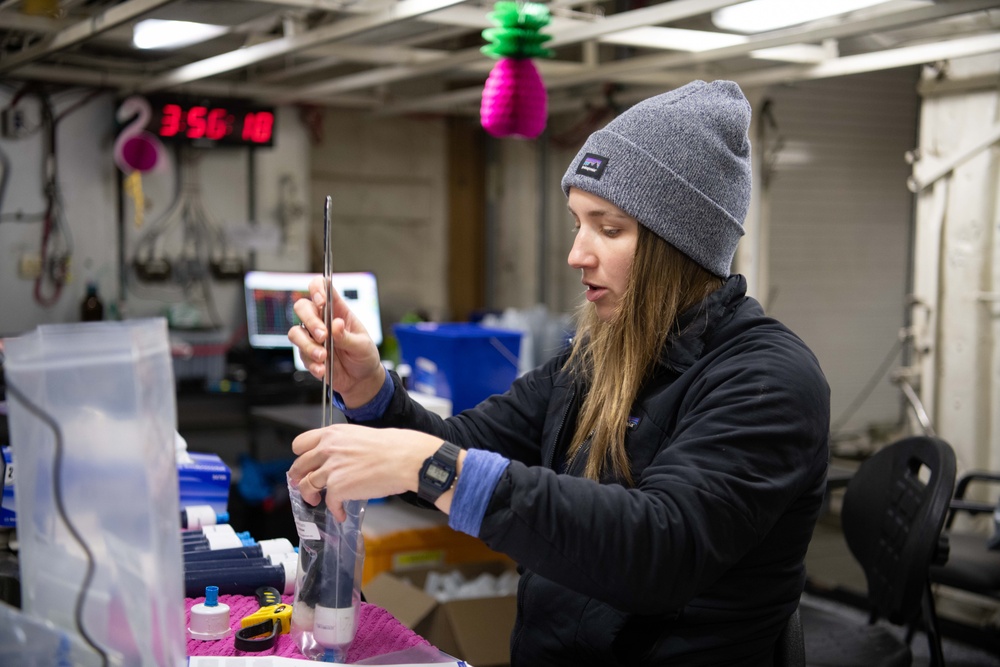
[185,594,431,660]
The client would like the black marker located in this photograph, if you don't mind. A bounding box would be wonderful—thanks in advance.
[184,559,296,598]
[184,538,294,563]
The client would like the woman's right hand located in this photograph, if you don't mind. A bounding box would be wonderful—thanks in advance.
[288,276,385,408]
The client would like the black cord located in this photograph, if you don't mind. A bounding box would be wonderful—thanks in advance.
[0,352,109,667]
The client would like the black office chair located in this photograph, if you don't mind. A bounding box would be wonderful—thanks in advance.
[928,470,1000,650]
[931,470,1000,601]
[800,435,957,667]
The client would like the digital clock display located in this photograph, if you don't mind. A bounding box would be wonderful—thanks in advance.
[146,96,276,147]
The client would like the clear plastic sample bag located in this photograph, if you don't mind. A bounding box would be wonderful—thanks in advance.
[288,474,366,662]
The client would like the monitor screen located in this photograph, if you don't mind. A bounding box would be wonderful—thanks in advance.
[244,271,384,349]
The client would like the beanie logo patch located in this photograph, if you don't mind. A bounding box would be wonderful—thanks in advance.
[575,153,609,180]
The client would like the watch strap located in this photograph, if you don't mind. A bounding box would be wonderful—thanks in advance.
[417,441,461,503]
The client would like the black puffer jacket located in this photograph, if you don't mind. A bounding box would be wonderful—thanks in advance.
[370,275,830,666]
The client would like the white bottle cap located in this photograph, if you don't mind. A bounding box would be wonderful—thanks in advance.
[182,505,218,530]
[278,557,298,595]
[257,537,294,558]
[189,586,232,641]
[205,530,243,550]
[201,523,237,536]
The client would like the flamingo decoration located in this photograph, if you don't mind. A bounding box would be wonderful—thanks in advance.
[114,95,167,174]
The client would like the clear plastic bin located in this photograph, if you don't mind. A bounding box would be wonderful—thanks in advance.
[3,318,186,667]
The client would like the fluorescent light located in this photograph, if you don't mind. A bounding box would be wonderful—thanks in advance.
[601,27,747,52]
[133,19,227,50]
[750,42,837,63]
[712,0,892,34]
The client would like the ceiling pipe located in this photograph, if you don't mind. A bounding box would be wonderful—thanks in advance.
[0,0,177,74]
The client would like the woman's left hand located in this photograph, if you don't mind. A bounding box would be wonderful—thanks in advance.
[289,424,443,521]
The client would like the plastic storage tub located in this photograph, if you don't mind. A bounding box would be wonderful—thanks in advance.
[3,318,186,667]
[394,323,522,414]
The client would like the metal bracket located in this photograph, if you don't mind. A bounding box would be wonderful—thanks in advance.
[907,121,1000,192]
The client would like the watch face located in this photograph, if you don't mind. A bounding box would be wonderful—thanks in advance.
[426,462,451,485]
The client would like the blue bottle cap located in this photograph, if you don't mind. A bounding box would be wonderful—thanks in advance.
[205,585,220,607]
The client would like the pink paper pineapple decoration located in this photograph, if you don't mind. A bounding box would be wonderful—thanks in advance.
[480,2,553,139]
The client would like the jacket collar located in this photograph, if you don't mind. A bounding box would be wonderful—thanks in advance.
[660,274,747,372]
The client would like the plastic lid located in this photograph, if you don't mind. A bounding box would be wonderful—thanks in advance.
[258,537,294,558]
[189,586,232,641]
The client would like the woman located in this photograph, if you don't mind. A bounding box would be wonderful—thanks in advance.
[289,80,830,666]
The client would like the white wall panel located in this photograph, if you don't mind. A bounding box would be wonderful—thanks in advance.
[760,70,920,442]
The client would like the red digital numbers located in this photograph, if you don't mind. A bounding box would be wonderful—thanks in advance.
[160,103,182,137]
[208,108,230,140]
[186,105,207,138]
[242,111,274,144]
[154,100,273,146]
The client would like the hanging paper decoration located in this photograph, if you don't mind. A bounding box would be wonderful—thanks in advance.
[480,1,553,140]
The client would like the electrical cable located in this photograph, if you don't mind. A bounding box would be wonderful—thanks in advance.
[31,91,74,307]
[0,350,109,667]
[829,337,905,437]
[128,147,228,327]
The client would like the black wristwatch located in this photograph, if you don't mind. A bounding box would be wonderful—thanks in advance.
[418,441,461,503]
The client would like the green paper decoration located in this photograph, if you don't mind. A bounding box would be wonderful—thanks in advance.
[481,1,554,60]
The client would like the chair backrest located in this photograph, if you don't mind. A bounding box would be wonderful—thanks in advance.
[773,606,805,667]
[841,435,956,625]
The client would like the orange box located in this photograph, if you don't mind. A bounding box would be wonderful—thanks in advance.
[361,499,511,585]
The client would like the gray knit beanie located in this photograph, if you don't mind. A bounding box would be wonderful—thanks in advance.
[561,80,752,278]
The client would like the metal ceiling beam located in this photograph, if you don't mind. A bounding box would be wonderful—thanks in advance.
[380,0,1000,114]
[10,62,381,108]
[135,0,469,93]
[735,32,1000,88]
[289,0,748,98]
[615,32,1000,91]
[252,22,469,84]
[0,0,177,74]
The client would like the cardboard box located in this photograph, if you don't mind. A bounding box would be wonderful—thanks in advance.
[365,561,518,667]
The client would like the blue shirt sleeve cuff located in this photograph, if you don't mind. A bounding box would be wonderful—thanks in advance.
[331,366,394,422]
[448,449,509,538]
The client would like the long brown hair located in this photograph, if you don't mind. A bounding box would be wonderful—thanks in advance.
[565,225,723,485]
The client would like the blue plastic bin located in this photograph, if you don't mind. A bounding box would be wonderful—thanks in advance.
[394,322,522,413]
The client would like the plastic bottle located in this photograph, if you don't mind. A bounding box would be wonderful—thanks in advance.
[80,282,104,321]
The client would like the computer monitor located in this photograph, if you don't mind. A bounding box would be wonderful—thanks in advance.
[244,271,384,352]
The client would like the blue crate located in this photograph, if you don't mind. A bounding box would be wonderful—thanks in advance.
[394,323,522,414]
